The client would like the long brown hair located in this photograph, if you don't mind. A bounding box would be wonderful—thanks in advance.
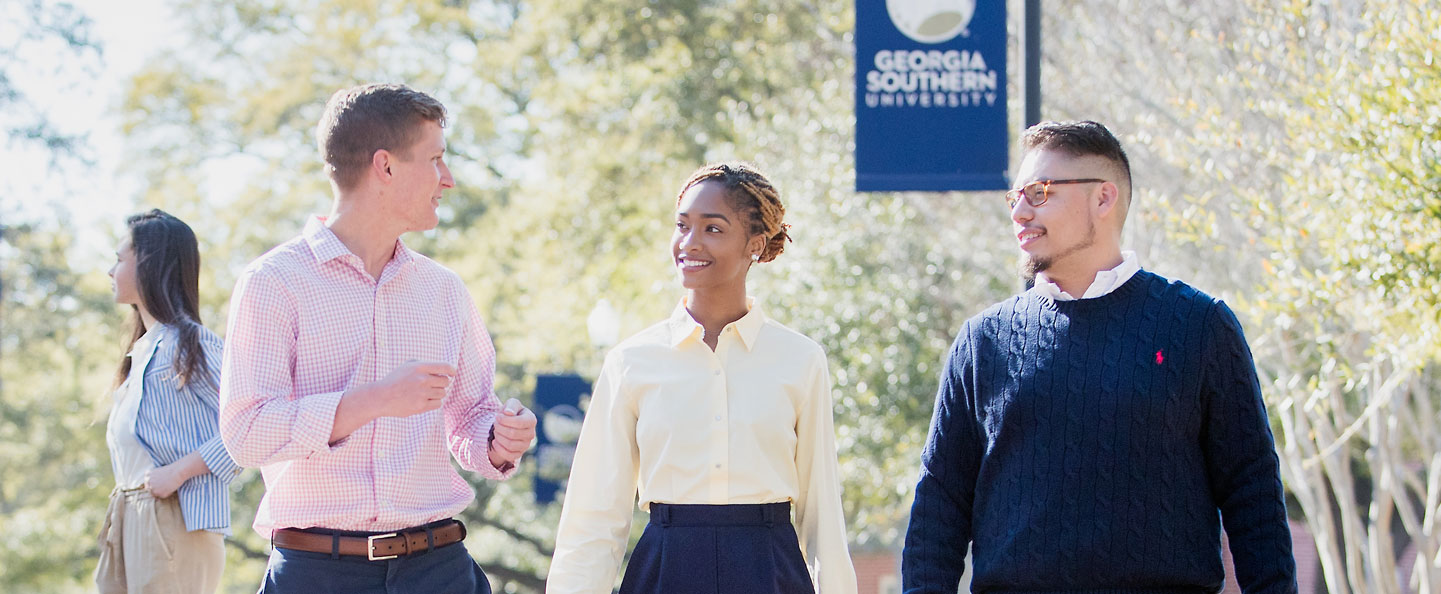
[110,210,212,392]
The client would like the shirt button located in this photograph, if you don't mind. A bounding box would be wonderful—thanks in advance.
[713,370,721,376]
[714,415,722,421]
[715,464,721,469]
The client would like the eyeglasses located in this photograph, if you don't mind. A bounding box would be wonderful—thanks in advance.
[1004,178,1107,209]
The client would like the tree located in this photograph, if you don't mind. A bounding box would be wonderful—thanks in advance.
[1212,3,1441,591]
[112,1,1020,589]
[0,0,100,162]
[0,217,119,591]
[14,0,1433,591]
[1032,0,1441,591]
[0,3,114,591]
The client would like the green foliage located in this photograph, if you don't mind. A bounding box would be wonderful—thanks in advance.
[101,2,1018,589]
[0,0,100,162]
[1041,1,1441,589]
[1,6,113,591]
[1224,6,1441,588]
[1180,0,1441,371]
[0,219,118,592]
[11,0,1437,590]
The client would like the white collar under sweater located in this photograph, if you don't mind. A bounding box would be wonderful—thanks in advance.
[1035,250,1140,301]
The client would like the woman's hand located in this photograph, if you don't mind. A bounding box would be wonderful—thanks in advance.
[144,451,209,498]
[145,463,188,498]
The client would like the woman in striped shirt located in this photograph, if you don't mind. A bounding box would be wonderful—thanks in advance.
[95,209,239,594]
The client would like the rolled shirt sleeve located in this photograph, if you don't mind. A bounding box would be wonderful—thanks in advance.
[444,286,514,480]
[195,332,240,481]
[219,266,340,468]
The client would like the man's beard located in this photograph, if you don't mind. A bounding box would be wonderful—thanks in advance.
[1017,217,1097,284]
[1019,254,1049,283]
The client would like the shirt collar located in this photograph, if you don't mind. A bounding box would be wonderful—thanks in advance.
[302,215,415,270]
[126,324,166,358]
[666,297,766,351]
[1035,250,1141,301]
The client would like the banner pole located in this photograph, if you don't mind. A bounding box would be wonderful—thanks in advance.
[1022,0,1041,292]
[1023,0,1042,127]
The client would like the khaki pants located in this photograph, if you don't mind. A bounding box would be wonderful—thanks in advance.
[95,487,225,594]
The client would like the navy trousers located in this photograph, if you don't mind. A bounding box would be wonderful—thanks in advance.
[618,502,815,594]
[259,527,491,594]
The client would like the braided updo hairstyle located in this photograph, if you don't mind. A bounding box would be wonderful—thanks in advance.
[675,162,791,262]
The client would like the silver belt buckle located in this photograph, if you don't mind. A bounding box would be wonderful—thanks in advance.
[367,532,400,561]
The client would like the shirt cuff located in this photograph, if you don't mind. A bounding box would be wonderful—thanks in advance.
[487,423,521,477]
[296,390,346,456]
[198,435,241,483]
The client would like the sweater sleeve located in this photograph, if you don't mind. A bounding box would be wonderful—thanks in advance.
[1200,302,1298,594]
[902,324,983,594]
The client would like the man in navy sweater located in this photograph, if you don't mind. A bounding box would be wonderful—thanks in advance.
[902,121,1297,593]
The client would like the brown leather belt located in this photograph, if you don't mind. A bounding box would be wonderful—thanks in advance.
[272,520,466,561]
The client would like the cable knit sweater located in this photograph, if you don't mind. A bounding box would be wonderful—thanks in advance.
[902,271,1297,594]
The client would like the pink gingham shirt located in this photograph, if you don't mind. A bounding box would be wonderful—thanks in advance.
[219,216,513,536]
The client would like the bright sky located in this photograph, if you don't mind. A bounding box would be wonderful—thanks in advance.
[8,0,181,267]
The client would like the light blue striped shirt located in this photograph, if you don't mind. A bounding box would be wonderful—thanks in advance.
[127,323,240,534]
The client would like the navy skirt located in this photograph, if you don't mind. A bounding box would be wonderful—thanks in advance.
[618,502,815,594]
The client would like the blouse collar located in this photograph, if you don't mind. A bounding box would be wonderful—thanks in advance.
[667,296,765,351]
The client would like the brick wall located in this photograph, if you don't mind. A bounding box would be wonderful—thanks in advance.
[1221,520,1320,593]
[853,551,900,594]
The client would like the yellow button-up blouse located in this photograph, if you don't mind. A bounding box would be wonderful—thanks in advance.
[547,299,857,594]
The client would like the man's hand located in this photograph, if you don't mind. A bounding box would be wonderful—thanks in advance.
[332,361,457,443]
[488,398,537,470]
[367,361,457,418]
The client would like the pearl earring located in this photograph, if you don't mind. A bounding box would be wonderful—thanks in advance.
[751,253,760,262]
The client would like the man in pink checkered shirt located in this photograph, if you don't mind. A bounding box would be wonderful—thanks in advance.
[219,83,536,594]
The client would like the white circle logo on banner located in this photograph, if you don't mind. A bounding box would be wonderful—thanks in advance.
[542,404,584,443]
[885,0,977,44]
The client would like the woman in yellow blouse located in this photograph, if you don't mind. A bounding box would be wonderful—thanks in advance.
[548,163,856,594]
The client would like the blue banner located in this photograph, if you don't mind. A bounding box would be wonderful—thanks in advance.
[855,0,1009,192]
[532,374,590,505]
